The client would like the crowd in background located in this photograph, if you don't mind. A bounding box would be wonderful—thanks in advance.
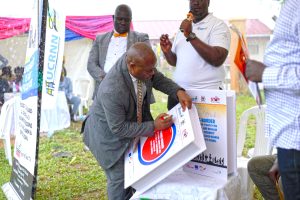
[0,64,24,109]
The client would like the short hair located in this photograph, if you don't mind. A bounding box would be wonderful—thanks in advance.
[14,66,24,74]
[115,4,132,18]
[126,42,156,66]
[1,66,12,76]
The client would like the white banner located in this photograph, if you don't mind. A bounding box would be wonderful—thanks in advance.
[3,0,40,199]
[42,0,65,109]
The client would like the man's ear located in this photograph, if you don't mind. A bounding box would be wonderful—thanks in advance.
[128,61,136,73]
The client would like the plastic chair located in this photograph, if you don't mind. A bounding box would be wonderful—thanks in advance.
[236,105,272,200]
[0,98,15,166]
[74,78,91,117]
[237,105,271,157]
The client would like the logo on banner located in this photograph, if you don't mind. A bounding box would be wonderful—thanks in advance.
[211,96,220,103]
[138,124,176,165]
[44,4,64,97]
[191,96,198,102]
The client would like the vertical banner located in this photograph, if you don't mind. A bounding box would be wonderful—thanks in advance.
[2,0,41,199]
[42,0,65,109]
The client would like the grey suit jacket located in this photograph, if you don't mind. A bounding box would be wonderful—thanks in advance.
[83,54,182,170]
[87,31,150,98]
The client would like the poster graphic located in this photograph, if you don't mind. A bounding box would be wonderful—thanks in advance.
[124,104,206,196]
[183,89,236,181]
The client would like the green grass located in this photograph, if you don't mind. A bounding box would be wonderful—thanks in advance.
[1,91,261,200]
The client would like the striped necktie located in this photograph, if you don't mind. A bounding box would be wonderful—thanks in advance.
[137,79,143,124]
[132,80,143,152]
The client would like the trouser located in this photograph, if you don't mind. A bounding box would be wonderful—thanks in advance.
[68,96,81,115]
[103,157,134,200]
[247,154,280,200]
[278,148,300,200]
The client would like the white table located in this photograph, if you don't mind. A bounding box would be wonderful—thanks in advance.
[3,91,70,137]
[132,168,242,200]
[40,91,71,136]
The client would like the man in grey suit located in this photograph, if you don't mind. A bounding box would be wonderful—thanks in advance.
[83,42,192,200]
[87,4,150,99]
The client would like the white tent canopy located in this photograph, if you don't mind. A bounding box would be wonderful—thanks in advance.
[0,0,280,25]
[0,0,280,101]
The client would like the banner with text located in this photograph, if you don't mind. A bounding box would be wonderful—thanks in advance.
[2,0,40,199]
[42,0,65,109]
[183,89,237,181]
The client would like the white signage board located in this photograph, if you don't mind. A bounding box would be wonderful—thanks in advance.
[124,103,206,196]
[183,89,237,181]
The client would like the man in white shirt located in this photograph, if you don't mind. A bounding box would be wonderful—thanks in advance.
[160,0,230,109]
[87,4,150,99]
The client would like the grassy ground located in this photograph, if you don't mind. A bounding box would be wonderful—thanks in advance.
[1,65,261,199]
[0,92,260,200]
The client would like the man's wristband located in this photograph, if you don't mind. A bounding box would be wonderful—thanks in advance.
[186,32,196,42]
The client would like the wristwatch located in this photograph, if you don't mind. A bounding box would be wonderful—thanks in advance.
[186,32,196,42]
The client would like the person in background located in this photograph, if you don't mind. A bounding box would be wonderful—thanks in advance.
[87,4,151,99]
[245,1,300,199]
[160,0,230,110]
[59,66,81,122]
[83,43,192,200]
[0,66,13,88]
[248,155,282,200]
[12,66,24,92]
[0,66,13,108]
[0,76,10,109]
[0,54,8,69]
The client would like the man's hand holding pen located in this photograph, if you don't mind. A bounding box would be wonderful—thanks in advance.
[154,113,173,131]
[132,113,173,152]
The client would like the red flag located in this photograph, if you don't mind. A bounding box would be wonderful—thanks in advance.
[234,35,248,81]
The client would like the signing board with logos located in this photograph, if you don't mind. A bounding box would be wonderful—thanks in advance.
[183,89,237,181]
[124,103,206,196]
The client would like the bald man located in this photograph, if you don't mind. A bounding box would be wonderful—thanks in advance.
[83,42,191,200]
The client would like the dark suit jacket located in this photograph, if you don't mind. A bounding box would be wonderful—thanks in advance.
[87,31,150,98]
[83,54,181,169]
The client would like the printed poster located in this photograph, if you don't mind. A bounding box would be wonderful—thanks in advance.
[183,89,236,181]
[2,0,40,199]
[125,104,206,196]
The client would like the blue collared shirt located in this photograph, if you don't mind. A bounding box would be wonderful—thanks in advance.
[59,77,74,101]
[262,0,300,150]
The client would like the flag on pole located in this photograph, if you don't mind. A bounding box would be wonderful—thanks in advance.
[234,34,248,81]
[230,24,262,106]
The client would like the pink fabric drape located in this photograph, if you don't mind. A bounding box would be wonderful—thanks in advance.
[65,15,114,40]
[0,17,30,40]
[0,16,134,40]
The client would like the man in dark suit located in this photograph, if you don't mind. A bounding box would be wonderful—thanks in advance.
[83,42,192,200]
[87,4,150,99]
